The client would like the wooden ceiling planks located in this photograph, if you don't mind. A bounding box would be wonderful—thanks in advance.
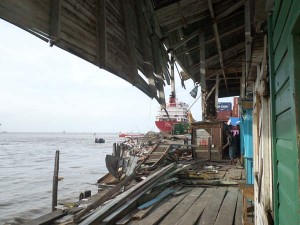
[0,0,173,103]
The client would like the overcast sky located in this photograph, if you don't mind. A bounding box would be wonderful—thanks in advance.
[0,19,207,133]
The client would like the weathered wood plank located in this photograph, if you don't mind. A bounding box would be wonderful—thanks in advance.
[214,187,239,225]
[197,187,227,225]
[23,210,66,225]
[159,188,204,225]
[177,187,216,225]
[235,191,243,225]
[137,189,190,225]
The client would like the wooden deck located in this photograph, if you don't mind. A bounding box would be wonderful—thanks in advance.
[125,186,243,225]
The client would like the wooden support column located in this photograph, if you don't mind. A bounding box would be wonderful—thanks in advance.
[122,0,139,85]
[96,0,107,67]
[199,31,206,91]
[49,0,61,46]
[199,30,207,121]
[215,74,219,109]
[170,51,175,97]
[52,150,59,211]
[241,63,246,98]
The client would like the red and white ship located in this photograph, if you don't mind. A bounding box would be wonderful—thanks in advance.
[155,94,189,133]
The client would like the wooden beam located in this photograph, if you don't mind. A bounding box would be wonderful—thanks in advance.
[122,0,139,85]
[135,0,157,98]
[49,0,61,46]
[96,0,106,67]
[206,84,216,100]
[199,30,206,91]
[215,0,245,22]
[176,25,245,56]
[169,29,199,52]
[207,0,228,93]
[245,0,252,77]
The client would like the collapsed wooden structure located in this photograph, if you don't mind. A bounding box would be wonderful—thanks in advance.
[23,134,247,225]
[1,0,300,224]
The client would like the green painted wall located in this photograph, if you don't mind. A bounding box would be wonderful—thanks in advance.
[269,0,300,224]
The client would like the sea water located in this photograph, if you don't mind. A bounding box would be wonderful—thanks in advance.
[0,132,122,224]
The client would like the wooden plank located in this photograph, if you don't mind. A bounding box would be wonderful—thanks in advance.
[74,173,136,221]
[272,0,292,51]
[214,187,239,225]
[135,0,156,97]
[79,164,176,225]
[177,187,216,225]
[196,187,227,225]
[133,195,173,220]
[23,210,66,225]
[121,0,139,84]
[96,0,106,67]
[138,187,178,209]
[137,189,190,225]
[116,209,139,225]
[159,188,204,225]
[235,191,243,225]
[225,168,242,180]
[49,0,61,44]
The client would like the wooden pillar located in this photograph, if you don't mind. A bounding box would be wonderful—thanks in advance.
[199,31,206,91]
[170,51,175,97]
[199,31,207,120]
[215,74,219,109]
[241,62,246,98]
[52,150,59,211]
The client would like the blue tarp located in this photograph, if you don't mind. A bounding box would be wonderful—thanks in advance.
[228,117,240,126]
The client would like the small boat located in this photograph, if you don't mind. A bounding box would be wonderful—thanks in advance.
[95,137,105,143]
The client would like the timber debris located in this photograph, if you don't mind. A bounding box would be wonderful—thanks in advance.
[23,132,244,225]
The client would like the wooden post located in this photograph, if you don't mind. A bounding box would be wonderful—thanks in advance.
[208,137,212,160]
[52,150,59,211]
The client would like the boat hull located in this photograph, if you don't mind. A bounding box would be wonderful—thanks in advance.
[155,121,176,133]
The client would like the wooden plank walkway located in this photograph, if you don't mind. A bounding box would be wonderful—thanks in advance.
[127,186,243,225]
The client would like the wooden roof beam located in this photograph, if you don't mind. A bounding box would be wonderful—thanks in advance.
[49,0,61,46]
[215,0,245,22]
[175,24,245,56]
[207,0,228,93]
[122,0,139,85]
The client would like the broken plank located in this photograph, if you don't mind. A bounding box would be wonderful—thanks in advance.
[177,187,216,225]
[23,210,67,225]
[133,195,172,220]
[197,187,227,225]
[159,188,205,225]
[214,187,239,225]
[116,209,140,225]
[138,187,178,209]
[137,189,190,225]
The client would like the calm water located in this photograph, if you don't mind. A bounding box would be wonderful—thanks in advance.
[0,132,122,224]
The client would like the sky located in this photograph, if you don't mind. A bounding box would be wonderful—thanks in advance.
[0,19,208,133]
